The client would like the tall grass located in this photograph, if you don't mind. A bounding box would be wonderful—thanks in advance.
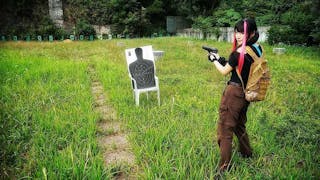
[1,38,319,179]
[0,43,106,178]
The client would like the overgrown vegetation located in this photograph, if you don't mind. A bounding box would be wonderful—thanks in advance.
[0,37,319,179]
[267,0,319,45]
[0,44,107,178]
[1,0,319,44]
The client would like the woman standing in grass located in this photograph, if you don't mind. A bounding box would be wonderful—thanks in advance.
[208,18,262,172]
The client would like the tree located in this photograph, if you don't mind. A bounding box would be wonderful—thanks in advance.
[192,16,221,40]
[109,0,150,37]
[169,0,219,20]
[0,0,318,45]
[213,8,242,27]
[63,0,87,32]
[86,0,113,26]
[309,0,320,44]
[268,0,319,45]
[144,0,166,33]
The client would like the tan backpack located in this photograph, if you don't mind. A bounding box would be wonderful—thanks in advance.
[237,45,271,102]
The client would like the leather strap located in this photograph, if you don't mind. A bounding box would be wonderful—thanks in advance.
[236,46,256,93]
[236,68,246,93]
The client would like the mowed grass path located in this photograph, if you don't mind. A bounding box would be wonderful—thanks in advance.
[1,38,319,179]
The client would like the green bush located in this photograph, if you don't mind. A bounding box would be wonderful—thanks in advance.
[267,25,308,45]
[268,3,319,46]
[310,18,320,45]
[213,8,242,27]
[2,17,67,41]
[36,24,67,40]
[268,25,293,45]
[75,19,96,36]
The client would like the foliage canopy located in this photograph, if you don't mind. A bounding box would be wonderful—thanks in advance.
[0,0,318,44]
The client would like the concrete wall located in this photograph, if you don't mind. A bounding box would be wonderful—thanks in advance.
[93,25,111,35]
[48,0,63,28]
[177,26,270,42]
[167,16,189,34]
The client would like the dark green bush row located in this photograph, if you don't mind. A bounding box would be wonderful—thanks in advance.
[1,18,96,41]
[268,25,319,46]
[1,34,95,41]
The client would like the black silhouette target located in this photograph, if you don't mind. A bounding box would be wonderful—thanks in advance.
[129,48,156,89]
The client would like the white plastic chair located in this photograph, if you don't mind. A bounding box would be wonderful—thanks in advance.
[125,45,160,106]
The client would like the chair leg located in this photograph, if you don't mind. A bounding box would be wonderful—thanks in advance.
[146,92,149,100]
[135,92,140,106]
[157,89,160,106]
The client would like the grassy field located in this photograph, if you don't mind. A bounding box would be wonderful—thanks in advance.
[1,37,319,179]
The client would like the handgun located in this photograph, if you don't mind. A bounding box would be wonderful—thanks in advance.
[202,46,218,53]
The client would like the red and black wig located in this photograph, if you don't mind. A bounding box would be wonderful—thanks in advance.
[232,19,258,73]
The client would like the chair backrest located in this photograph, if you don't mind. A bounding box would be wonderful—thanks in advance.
[125,45,156,89]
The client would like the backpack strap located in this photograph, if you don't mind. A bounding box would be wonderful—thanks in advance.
[236,45,260,92]
[245,46,260,60]
[252,43,262,57]
[236,68,246,93]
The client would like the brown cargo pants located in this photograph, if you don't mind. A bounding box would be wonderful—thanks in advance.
[217,83,252,171]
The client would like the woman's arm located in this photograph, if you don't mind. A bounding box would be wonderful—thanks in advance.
[208,52,234,75]
[213,61,233,75]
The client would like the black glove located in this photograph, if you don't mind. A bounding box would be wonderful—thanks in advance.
[208,54,218,62]
[217,57,227,65]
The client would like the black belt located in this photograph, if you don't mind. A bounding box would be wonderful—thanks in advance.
[227,81,242,87]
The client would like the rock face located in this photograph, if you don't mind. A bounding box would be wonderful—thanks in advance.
[48,0,64,28]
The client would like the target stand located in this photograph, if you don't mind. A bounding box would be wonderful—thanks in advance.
[125,45,160,106]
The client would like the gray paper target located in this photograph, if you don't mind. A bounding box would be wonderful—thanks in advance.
[126,46,156,89]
